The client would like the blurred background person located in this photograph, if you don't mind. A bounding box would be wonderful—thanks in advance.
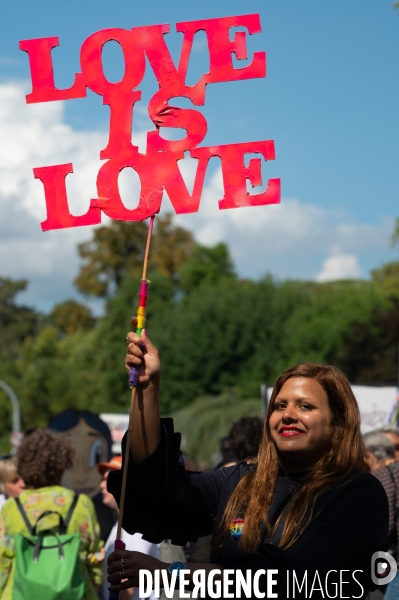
[227,415,264,462]
[0,457,25,511]
[219,436,235,462]
[364,430,399,600]
[0,428,103,600]
[364,430,396,472]
[215,416,264,468]
[98,455,159,600]
[380,425,399,462]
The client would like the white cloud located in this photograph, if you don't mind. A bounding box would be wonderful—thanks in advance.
[316,253,362,282]
[0,80,146,310]
[171,166,393,280]
[0,79,395,311]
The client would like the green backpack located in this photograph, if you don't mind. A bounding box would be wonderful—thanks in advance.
[12,494,85,600]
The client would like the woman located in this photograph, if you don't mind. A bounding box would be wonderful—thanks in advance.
[0,428,103,599]
[0,457,25,511]
[107,325,389,599]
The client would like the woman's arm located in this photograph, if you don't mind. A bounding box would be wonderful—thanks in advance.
[125,320,161,464]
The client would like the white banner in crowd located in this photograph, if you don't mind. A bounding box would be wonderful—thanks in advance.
[352,386,397,433]
[100,412,129,454]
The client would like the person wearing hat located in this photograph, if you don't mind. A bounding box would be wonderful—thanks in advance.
[98,456,159,600]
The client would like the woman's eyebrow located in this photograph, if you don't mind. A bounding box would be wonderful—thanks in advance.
[275,395,314,402]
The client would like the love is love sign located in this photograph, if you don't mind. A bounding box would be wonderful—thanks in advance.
[19,14,280,231]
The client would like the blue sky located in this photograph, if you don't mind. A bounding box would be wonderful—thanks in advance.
[0,1,398,311]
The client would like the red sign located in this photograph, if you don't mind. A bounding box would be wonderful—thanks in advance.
[20,14,280,231]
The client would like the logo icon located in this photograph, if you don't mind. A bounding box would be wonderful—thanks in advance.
[230,518,244,539]
[371,551,397,585]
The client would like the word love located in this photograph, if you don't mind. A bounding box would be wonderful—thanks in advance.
[20,14,280,231]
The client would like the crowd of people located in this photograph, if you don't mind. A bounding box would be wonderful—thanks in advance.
[0,326,398,599]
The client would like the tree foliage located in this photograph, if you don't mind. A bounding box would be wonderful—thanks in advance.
[150,214,195,282]
[371,261,399,299]
[179,242,235,294]
[48,300,96,334]
[74,220,148,297]
[74,214,195,297]
[0,277,38,357]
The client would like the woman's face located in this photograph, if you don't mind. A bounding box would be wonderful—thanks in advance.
[269,377,333,472]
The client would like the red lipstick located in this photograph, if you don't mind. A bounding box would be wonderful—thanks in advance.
[279,426,305,437]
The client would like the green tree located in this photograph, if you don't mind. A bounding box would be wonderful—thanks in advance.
[74,221,148,297]
[179,242,235,294]
[336,297,399,383]
[74,214,195,298]
[276,280,387,375]
[150,214,195,282]
[151,276,300,412]
[370,218,399,298]
[371,262,399,298]
[48,300,95,334]
[0,277,38,357]
[17,326,106,428]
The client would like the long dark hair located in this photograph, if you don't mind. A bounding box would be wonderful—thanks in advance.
[219,363,368,551]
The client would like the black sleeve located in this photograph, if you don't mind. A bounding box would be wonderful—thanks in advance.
[107,418,226,544]
[218,475,388,599]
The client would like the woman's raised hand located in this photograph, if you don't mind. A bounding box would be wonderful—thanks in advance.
[125,317,161,385]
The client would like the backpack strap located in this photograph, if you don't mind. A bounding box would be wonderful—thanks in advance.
[15,494,79,536]
[32,511,66,535]
[64,494,79,532]
[14,497,33,535]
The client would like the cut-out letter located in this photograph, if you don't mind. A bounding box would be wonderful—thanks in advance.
[80,28,146,96]
[34,164,101,230]
[19,37,86,103]
[91,153,163,221]
[191,141,280,209]
[176,14,266,84]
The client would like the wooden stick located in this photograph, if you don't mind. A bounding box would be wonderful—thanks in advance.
[142,215,155,281]
[115,214,156,540]
[116,387,136,540]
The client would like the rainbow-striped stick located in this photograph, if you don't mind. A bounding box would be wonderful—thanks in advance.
[127,212,155,387]
[128,278,149,388]
[110,215,156,600]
